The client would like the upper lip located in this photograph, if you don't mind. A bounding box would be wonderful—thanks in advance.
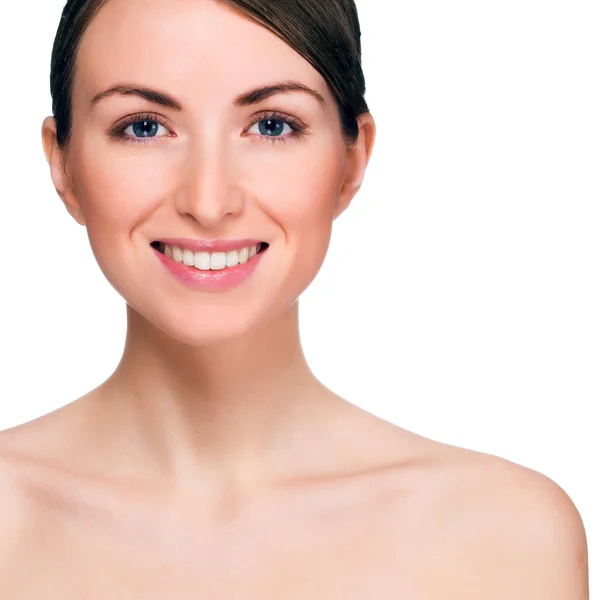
[155,238,266,253]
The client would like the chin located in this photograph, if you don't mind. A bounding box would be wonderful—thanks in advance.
[124,292,286,349]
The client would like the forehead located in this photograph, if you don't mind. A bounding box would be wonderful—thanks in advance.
[74,0,331,109]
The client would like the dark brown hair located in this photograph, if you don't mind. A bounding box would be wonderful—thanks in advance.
[50,0,369,149]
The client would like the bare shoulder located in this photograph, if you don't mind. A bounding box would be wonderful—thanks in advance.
[0,401,97,557]
[414,442,589,599]
[0,450,38,569]
[330,406,589,598]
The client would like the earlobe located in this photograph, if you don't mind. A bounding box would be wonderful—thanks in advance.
[41,116,86,226]
[333,112,377,220]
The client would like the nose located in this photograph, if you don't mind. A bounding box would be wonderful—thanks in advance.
[174,140,244,228]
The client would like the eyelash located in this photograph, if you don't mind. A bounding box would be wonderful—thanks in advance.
[108,111,308,146]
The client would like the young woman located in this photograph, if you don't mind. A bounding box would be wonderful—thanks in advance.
[0,0,588,596]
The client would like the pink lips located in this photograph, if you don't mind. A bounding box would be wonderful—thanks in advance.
[152,241,267,292]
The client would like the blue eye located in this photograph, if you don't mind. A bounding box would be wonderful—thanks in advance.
[250,118,292,138]
[246,112,307,145]
[123,119,169,139]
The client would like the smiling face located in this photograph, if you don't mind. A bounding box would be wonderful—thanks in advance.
[46,0,372,345]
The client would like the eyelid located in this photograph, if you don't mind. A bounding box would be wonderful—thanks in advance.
[243,109,307,133]
[108,112,173,141]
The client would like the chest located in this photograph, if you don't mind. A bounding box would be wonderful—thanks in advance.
[2,489,458,599]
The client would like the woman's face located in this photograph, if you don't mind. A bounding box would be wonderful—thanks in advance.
[49,0,368,345]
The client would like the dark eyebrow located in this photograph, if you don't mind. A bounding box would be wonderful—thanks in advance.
[89,80,326,110]
[233,81,326,107]
[90,84,183,110]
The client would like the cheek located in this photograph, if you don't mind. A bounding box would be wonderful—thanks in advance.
[242,139,346,292]
[68,145,176,307]
[71,143,175,263]
[247,139,345,234]
[73,144,169,227]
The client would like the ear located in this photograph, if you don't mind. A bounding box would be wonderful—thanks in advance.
[333,112,376,220]
[41,116,86,226]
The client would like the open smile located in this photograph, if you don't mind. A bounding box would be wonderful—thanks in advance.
[151,241,269,271]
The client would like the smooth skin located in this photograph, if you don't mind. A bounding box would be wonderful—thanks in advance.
[0,0,588,597]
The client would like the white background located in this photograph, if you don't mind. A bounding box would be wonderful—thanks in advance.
[0,0,598,589]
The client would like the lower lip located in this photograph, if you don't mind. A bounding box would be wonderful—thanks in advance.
[152,246,267,291]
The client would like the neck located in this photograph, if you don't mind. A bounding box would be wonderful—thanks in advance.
[94,300,345,495]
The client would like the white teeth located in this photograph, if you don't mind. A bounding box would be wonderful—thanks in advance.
[238,246,249,264]
[210,252,227,270]
[172,246,183,263]
[226,250,238,268]
[194,251,211,270]
[163,243,264,271]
